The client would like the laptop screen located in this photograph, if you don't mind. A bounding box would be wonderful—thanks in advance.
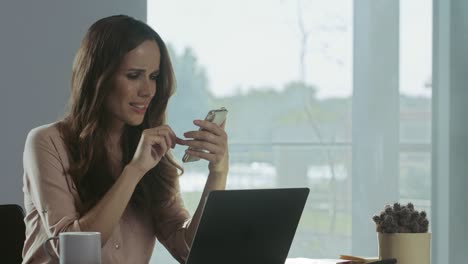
[186,188,310,264]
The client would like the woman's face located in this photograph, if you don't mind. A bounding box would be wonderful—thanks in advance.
[105,40,161,129]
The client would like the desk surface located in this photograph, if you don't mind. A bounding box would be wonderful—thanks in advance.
[286,258,351,264]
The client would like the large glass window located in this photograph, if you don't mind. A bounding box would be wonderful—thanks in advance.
[147,0,432,262]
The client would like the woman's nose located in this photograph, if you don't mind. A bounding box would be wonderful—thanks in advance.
[138,79,155,97]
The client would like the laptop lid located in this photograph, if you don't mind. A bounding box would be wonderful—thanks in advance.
[186,188,310,264]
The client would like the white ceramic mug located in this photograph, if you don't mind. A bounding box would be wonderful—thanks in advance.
[43,232,101,264]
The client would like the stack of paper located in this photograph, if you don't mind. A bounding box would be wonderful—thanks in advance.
[339,255,380,263]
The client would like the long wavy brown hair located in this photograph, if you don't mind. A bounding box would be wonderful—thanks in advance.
[58,15,183,223]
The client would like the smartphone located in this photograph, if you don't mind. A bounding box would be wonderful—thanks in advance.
[182,107,228,163]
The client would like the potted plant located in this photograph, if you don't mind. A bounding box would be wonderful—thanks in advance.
[372,202,431,264]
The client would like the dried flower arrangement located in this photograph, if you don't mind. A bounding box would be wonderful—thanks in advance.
[372,202,429,233]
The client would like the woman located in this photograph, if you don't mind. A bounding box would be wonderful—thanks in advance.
[22,15,228,263]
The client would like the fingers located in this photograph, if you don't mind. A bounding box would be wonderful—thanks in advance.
[183,119,228,163]
[185,149,222,163]
[142,132,168,158]
[151,136,168,157]
[183,130,221,145]
[184,140,223,155]
[145,125,180,148]
[176,137,189,146]
[184,120,227,144]
[193,120,227,137]
[141,122,228,164]
[142,126,181,158]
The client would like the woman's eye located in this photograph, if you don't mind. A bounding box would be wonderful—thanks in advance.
[150,74,158,81]
[127,73,140,79]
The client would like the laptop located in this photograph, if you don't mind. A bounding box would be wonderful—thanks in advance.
[186,188,310,264]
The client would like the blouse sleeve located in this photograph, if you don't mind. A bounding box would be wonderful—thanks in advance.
[154,193,192,264]
[23,128,81,255]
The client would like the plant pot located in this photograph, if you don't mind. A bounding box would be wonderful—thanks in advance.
[378,233,431,264]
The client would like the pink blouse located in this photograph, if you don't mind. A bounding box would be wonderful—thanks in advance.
[22,123,191,264]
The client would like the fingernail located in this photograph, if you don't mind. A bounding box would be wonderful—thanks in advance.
[194,120,201,125]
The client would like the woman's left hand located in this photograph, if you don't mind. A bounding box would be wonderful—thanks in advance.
[181,119,229,176]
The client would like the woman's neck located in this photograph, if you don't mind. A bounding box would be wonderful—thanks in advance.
[106,125,124,178]
[106,120,124,159]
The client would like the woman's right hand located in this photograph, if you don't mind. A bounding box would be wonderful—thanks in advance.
[128,125,182,178]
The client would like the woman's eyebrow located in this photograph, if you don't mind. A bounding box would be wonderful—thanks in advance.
[126,68,160,74]
[126,68,146,72]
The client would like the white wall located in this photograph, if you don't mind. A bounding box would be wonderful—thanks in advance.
[0,1,146,205]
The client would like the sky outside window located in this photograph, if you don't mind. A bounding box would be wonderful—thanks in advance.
[148,0,431,99]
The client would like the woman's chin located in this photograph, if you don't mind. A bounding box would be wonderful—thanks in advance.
[127,118,145,126]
